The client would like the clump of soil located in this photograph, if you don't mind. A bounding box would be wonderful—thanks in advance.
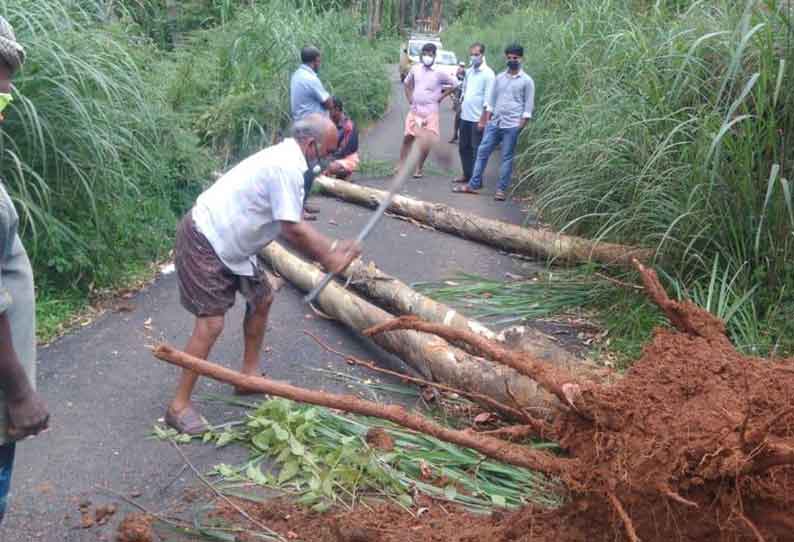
[503,267,794,542]
[116,513,154,542]
[214,496,504,542]
[365,426,395,451]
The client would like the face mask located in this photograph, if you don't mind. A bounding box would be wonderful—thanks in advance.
[303,142,330,193]
[421,55,434,67]
[0,93,13,117]
[507,60,521,71]
[470,55,482,68]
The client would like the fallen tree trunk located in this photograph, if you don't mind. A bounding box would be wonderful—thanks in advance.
[342,258,590,373]
[261,242,559,414]
[316,175,653,267]
[153,344,574,477]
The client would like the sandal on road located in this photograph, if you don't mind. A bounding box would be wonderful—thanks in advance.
[165,405,209,436]
[413,170,424,179]
[452,185,480,194]
[494,190,506,201]
[452,177,469,184]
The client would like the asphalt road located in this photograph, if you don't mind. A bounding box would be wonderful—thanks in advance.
[3,66,540,540]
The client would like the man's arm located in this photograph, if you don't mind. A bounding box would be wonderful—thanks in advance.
[478,74,498,129]
[520,77,535,130]
[280,221,360,274]
[0,314,48,440]
[403,70,414,104]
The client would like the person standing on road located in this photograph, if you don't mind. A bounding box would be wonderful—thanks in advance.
[451,42,495,186]
[165,114,361,435]
[448,61,466,144]
[290,46,332,219]
[325,96,360,181]
[0,16,50,526]
[453,43,534,201]
[397,43,459,179]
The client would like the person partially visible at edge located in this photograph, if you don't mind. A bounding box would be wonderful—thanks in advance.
[325,96,359,181]
[289,46,332,220]
[448,61,466,144]
[0,16,50,526]
[397,42,459,179]
[451,42,495,187]
[165,114,361,435]
[453,43,534,201]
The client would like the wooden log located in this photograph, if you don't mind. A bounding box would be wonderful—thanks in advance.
[315,175,653,267]
[261,242,559,413]
[153,344,575,477]
[341,258,588,374]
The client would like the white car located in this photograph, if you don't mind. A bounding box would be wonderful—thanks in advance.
[434,50,461,80]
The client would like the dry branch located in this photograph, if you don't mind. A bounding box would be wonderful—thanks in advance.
[152,344,575,478]
[316,175,653,267]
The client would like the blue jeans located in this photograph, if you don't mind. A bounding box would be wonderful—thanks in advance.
[468,123,521,192]
[0,443,15,525]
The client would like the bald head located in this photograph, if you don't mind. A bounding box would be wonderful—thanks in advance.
[291,113,337,159]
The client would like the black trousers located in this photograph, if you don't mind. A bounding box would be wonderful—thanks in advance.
[458,119,483,181]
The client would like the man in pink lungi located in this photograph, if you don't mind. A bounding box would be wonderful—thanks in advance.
[397,42,458,179]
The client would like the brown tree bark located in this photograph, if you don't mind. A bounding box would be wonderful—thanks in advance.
[315,175,653,268]
[341,258,590,374]
[261,243,561,413]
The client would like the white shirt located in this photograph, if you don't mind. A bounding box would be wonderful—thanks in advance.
[460,62,495,123]
[192,138,306,276]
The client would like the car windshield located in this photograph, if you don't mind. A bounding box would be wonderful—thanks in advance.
[437,51,457,65]
[408,41,441,58]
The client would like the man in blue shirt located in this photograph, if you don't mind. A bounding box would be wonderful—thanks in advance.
[290,46,333,218]
[290,46,332,121]
[452,42,495,186]
[453,43,535,201]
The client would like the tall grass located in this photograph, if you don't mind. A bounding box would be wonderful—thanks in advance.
[166,0,393,164]
[444,0,794,355]
[2,0,213,292]
[0,0,391,327]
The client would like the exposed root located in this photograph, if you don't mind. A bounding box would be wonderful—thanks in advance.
[737,512,767,542]
[632,258,726,339]
[658,485,698,508]
[607,492,639,542]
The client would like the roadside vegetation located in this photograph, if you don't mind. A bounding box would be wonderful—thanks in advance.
[442,0,794,358]
[1,0,392,341]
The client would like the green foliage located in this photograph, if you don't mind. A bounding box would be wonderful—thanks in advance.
[200,398,560,512]
[444,0,794,355]
[169,0,392,164]
[0,0,390,336]
[2,0,214,294]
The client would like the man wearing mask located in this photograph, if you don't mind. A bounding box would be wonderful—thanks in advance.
[165,114,361,434]
[290,46,332,219]
[398,43,459,178]
[453,43,534,201]
[452,42,495,186]
[0,16,50,525]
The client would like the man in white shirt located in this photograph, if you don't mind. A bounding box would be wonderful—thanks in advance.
[166,114,360,434]
[452,43,495,186]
